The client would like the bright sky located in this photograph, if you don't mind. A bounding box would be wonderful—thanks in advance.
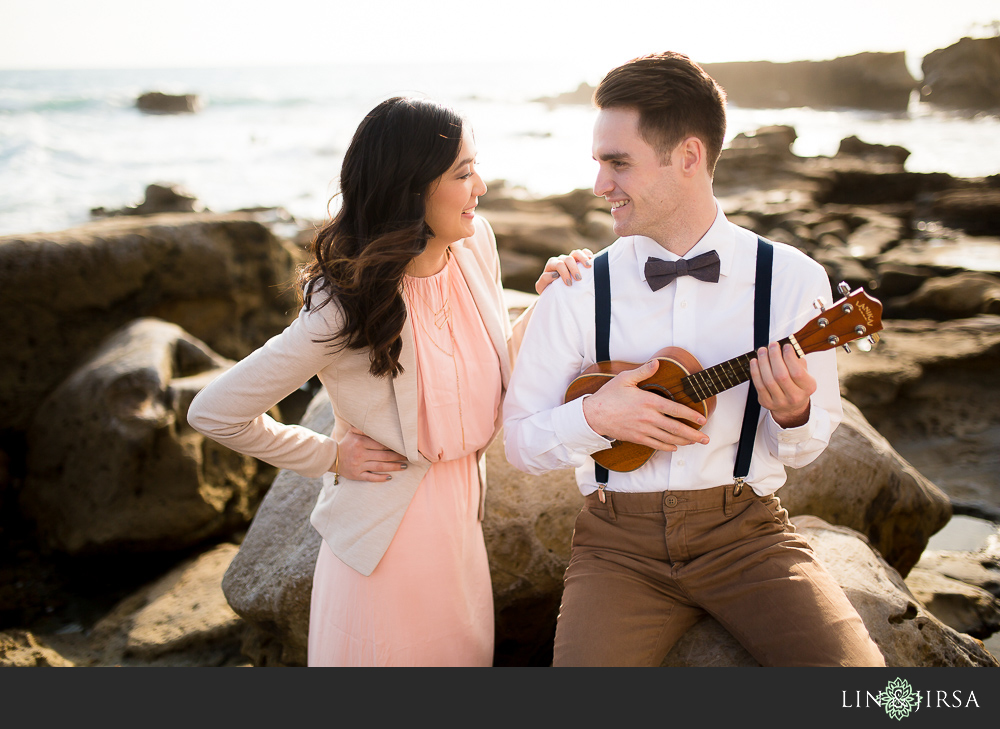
[1,0,998,72]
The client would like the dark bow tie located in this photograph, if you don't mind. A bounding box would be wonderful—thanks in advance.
[644,250,721,291]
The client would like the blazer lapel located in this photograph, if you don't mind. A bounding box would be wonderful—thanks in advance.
[392,310,421,462]
[451,244,511,384]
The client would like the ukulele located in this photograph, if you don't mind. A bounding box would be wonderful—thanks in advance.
[563,282,883,472]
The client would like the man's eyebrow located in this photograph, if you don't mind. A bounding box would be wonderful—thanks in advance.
[594,151,631,162]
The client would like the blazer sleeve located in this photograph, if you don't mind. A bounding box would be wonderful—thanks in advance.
[186,299,342,479]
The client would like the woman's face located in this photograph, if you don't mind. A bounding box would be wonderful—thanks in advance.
[423,127,487,244]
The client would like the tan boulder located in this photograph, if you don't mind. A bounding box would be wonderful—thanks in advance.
[21,318,275,554]
[0,212,302,433]
[779,398,952,577]
[884,272,1000,320]
[88,542,247,666]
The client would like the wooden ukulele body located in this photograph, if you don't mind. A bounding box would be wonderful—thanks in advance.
[564,346,719,472]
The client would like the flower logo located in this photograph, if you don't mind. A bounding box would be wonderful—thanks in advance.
[877,678,922,720]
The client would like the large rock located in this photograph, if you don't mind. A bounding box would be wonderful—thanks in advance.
[136,92,202,114]
[700,52,916,111]
[21,318,274,555]
[88,542,246,666]
[91,183,204,218]
[0,213,302,434]
[884,272,1000,320]
[904,567,1000,639]
[662,517,999,667]
[779,399,951,577]
[920,36,1000,111]
[220,394,332,668]
[835,316,1000,521]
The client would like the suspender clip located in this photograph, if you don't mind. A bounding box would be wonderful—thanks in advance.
[597,483,607,503]
[733,477,745,497]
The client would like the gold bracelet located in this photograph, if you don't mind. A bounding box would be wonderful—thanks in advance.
[333,446,340,485]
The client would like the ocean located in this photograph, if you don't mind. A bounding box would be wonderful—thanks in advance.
[1,61,999,237]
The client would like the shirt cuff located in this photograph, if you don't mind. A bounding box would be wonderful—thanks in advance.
[765,406,821,459]
[552,394,614,455]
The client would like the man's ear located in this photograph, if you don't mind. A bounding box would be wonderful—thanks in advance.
[677,136,705,177]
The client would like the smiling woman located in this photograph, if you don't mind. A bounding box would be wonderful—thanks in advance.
[185,95,592,667]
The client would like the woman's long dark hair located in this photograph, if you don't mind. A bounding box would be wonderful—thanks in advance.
[298,97,464,378]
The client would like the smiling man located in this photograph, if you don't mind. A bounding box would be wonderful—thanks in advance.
[502,52,886,667]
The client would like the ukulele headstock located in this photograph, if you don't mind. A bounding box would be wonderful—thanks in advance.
[794,282,883,356]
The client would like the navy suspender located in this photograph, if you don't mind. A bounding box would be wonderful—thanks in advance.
[732,237,773,494]
[593,251,612,489]
[592,237,773,493]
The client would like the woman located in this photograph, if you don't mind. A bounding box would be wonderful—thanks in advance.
[187,96,591,666]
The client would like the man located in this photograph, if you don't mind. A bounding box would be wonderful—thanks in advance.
[502,52,885,667]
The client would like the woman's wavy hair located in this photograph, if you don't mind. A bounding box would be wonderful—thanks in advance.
[298,97,464,378]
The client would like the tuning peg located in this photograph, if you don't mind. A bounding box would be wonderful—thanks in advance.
[837,281,851,296]
[868,333,880,347]
[842,343,852,353]
[813,298,827,311]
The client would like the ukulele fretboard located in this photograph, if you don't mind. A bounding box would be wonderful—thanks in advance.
[682,336,793,402]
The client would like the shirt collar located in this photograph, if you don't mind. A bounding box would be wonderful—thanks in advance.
[632,201,735,284]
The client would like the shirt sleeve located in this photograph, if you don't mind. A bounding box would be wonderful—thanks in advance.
[186,300,342,479]
[502,275,613,476]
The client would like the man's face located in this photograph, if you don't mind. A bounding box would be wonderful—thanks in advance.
[592,107,683,244]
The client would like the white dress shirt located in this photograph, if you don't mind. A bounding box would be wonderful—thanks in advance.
[502,203,843,497]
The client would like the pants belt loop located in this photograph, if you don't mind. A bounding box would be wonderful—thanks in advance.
[605,489,616,522]
[724,484,733,517]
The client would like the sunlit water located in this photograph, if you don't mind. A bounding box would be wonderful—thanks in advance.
[1,62,998,237]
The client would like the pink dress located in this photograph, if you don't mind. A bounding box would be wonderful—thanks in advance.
[307,253,502,666]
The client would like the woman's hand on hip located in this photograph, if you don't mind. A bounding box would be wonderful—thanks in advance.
[535,248,594,295]
[335,426,408,482]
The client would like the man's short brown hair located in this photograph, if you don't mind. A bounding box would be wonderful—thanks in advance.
[594,52,728,174]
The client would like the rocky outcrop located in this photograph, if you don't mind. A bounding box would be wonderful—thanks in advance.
[86,542,246,666]
[920,36,1000,112]
[20,318,274,555]
[136,92,202,114]
[835,316,1000,522]
[91,183,204,218]
[0,213,303,434]
[533,52,917,112]
[780,399,951,577]
[662,518,999,667]
[700,52,917,111]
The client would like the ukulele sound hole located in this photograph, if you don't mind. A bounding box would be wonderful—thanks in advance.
[644,384,675,401]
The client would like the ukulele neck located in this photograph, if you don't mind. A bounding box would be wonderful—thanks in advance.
[682,336,795,402]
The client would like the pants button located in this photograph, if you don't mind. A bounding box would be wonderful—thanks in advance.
[664,494,678,507]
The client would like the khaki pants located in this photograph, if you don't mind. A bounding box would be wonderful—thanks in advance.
[552,484,886,667]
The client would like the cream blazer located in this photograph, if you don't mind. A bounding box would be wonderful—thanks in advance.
[188,216,528,576]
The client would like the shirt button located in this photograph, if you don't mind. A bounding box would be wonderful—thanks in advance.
[664,494,678,507]
[676,459,685,467]
[679,300,688,309]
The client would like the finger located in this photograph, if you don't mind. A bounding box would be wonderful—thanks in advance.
[651,398,709,431]
[617,359,659,387]
[534,264,562,295]
[782,344,812,386]
[571,248,594,266]
[562,256,583,283]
